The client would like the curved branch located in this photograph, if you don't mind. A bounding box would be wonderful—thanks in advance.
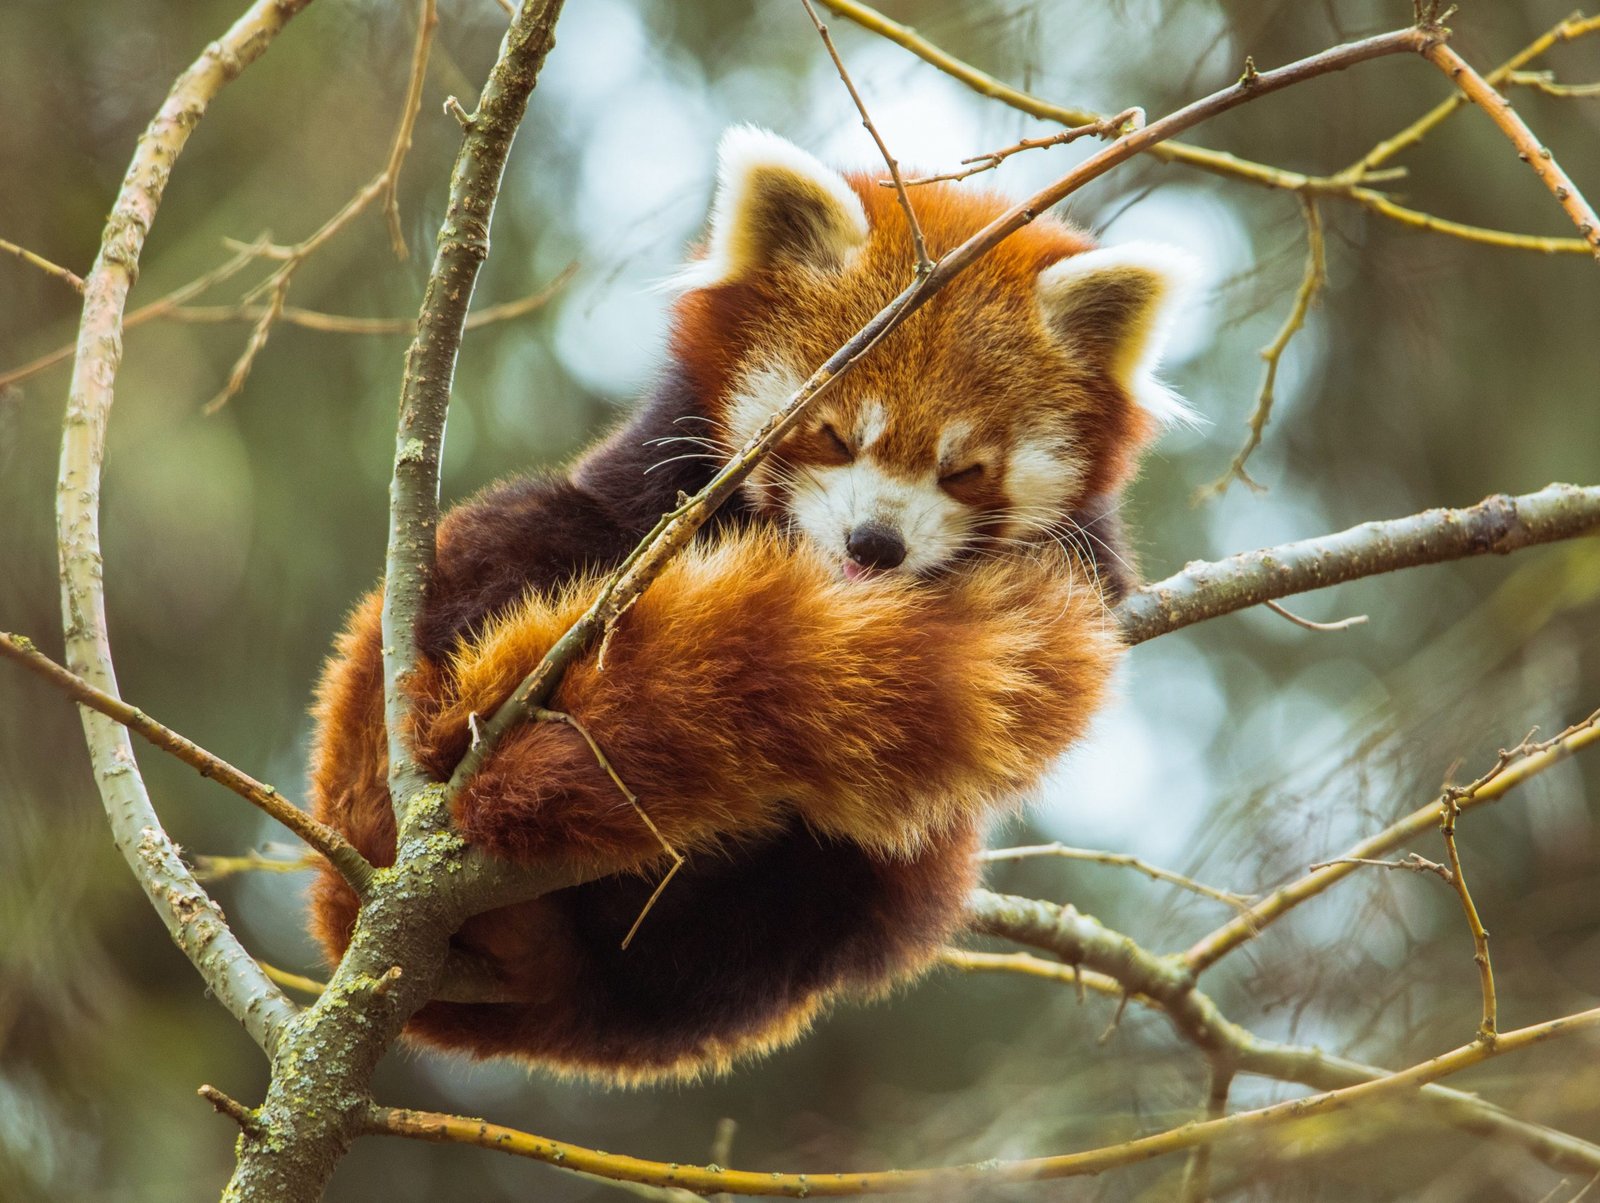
[964,890,1600,1175]
[0,631,372,894]
[368,1005,1600,1194]
[1116,482,1600,644]
[55,0,312,1056]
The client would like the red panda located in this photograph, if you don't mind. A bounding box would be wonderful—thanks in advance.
[308,127,1196,1085]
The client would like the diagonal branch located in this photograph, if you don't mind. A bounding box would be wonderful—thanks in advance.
[957,893,1600,1176]
[1116,483,1600,644]
[447,21,1440,807]
[1184,710,1600,972]
[0,630,372,895]
[55,0,313,1055]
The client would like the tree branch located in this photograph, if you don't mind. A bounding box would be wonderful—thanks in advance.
[1184,710,1600,972]
[366,1006,1600,1194]
[55,0,312,1059]
[956,894,1600,1176]
[381,0,566,833]
[1117,483,1600,644]
[0,631,372,895]
[448,20,1441,805]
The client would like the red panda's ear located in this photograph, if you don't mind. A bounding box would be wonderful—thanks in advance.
[674,126,869,289]
[1037,242,1202,426]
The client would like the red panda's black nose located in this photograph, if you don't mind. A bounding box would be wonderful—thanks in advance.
[846,522,907,570]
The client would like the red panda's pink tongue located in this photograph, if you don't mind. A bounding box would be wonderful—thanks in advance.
[842,559,875,583]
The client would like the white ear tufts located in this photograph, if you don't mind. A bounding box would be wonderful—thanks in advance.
[670,125,870,291]
[1038,240,1205,428]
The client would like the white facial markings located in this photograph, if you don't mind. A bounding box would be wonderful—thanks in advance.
[936,420,976,471]
[1002,437,1082,538]
[788,457,972,577]
[725,361,805,448]
[856,399,887,450]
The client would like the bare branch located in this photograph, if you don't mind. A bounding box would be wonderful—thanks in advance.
[0,235,84,292]
[381,0,439,260]
[800,0,931,274]
[1117,483,1600,645]
[1184,710,1600,972]
[1263,598,1368,632]
[1440,793,1498,1044]
[978,842,1254,910]
[366,1005,1600,1193]
[898,110,1142,187]
[0,631,372,895]
[1307,853,1452,882]
[55,0,312,1057]
[1420,41,1600,260]
[382,0,567,832]
[1199,197,1326,499]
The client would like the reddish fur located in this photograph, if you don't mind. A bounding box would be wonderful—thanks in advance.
[308,166,1152,1085]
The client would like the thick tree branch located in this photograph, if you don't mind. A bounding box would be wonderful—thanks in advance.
[1117,483,1600,644]
[0,631,372,895]
[55,0,312,1058]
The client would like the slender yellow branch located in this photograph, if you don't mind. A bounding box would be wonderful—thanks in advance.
[0,236,84,292]
[978,842,1254,910]
[1199,196,1325,499]
[1185,710,1600,972]
[381,0,438,260]
[1439,793,1497,1044]
[367,1006,1600,1194]
[1420,41,1600,260]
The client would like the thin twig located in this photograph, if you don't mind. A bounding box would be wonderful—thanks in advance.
[800,0,930,274]
[1263,598,1369,632]
[167,262,574,334]
[1420,40,1600,260]
[381,0,439,260]
[1117,483,1600,645]
[1184,710,1600,972]
[899,109,1142,186]
[258,961,328,996]
[0,631,373,896]
[956,895,1600,1174]
[978,842,1255,910]
[821,0,1598,255]
[193,850,320,882]
[533,707,684,948]
[1440,792,1498,1044]
[1198,196,1326,498]
[1306,852,1453,883]
[0,235,269,392]
[1506,70,1600,99]
[199,1085,262,1136]
[1180,1062,1235,1203]
[0,236,84,292]
[366,1006,1600,1194]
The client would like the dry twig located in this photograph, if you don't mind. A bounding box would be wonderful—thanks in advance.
[800,0,930,273]
[979,841,1254,910]
[1185,711,1600,972]
[898,109,1142,187]
[1440,790,1498,1044]
[0,235,84,292]
[0,631,372,895]
[1263,598,1369,633]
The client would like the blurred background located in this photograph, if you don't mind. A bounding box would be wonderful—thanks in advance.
[2,0,1598,1199]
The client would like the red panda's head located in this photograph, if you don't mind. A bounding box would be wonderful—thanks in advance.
[668,126,1199,581]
